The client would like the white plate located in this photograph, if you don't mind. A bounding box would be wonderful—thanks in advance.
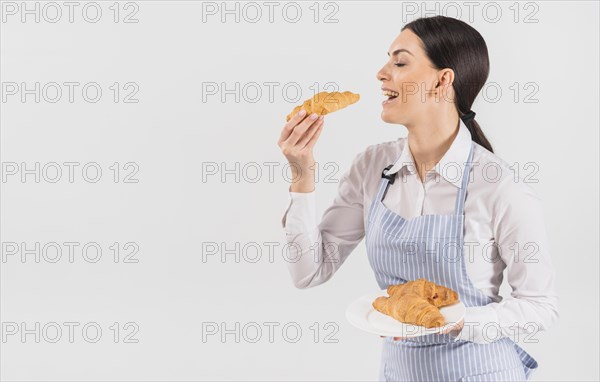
[346,291,466,338]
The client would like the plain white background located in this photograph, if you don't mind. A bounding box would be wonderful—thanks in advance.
[1,1,598,380]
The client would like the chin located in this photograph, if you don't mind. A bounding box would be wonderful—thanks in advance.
[380,110,402,124]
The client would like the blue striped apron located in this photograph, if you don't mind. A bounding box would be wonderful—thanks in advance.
[365,141,539,381]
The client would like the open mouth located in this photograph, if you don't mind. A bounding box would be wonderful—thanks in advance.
[382,89,399,104]
[382,89,399,103]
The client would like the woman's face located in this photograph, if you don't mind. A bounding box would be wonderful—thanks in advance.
[376,29,453,125]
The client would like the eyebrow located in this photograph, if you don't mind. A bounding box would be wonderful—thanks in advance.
[388,48,413,57]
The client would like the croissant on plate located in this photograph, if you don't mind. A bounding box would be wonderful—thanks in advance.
[387,278,459,308]
[285,91,360,121]
[372,293,446,328]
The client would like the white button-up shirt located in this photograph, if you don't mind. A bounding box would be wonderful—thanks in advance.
[281,119,559,344]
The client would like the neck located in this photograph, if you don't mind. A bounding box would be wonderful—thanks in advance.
[405,115,461,178]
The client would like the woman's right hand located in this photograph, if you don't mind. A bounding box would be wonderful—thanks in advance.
[277,110,325,193]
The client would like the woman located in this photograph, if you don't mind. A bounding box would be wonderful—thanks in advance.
[277,15,558,381]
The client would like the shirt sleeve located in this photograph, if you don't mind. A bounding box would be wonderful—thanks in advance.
[281,148,368,289]
[453,177,560,344]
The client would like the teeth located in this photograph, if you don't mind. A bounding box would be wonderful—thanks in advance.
[382,90,399,97]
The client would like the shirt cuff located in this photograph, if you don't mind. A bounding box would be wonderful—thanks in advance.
[281,188,317,233]
[452,305,502,344]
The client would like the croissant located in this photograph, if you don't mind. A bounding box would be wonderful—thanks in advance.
[372,293,445,328]
[387,278,459,308]
[285,91,360,121]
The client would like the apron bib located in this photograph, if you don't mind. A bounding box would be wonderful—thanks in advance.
[365,142,538,381]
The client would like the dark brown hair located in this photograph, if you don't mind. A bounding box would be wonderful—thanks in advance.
[403,15,494,153]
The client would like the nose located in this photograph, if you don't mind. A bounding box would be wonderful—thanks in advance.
[376,64,388,82]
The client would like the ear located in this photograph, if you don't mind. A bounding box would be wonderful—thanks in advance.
[434,68,456,104]
[436,68,455,88]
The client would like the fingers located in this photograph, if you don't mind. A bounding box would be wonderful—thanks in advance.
[284,112,321,147]
[439,319,463,335]
[297,116,324,149]
[379,336,405,341]
[279,109,307,142]
[303,120,324,151]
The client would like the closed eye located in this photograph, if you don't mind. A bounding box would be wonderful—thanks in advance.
[395,63,405,67]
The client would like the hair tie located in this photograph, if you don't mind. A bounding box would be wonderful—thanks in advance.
[461,110,476,122]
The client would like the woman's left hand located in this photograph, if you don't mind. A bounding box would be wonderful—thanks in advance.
[439,318,464,336]
[378,319,464,341]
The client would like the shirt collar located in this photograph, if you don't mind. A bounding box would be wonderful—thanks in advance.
[385,118,473,188]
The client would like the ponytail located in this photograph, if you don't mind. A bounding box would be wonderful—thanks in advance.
[463,117,494,153]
